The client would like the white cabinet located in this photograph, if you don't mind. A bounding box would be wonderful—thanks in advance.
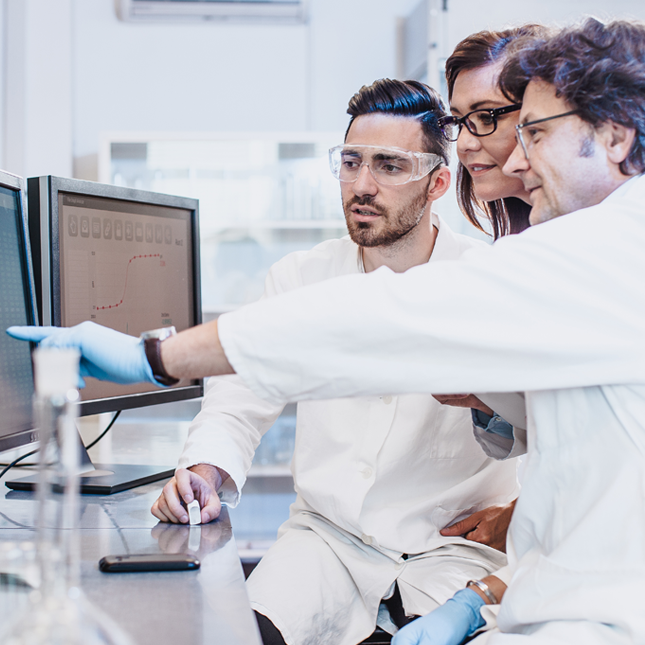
[100,132,348,319]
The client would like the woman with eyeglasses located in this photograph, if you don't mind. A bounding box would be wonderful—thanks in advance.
[432,26,550,457]
[395,25,553,645]
[440,25,549,240]
[426,21,552,611]
[432,27,553,427]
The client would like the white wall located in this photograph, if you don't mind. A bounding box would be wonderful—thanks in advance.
[2,0,419,180]
[3,0,73,177]
[446,0,645,52]
[3,0,645,181]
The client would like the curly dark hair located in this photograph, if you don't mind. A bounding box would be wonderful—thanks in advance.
[345,78,450,165]
[500,17,645,176]
[444,25,549,239]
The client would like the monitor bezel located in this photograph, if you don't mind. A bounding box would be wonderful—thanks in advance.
[0,169,40,454]
[28,175,203,417]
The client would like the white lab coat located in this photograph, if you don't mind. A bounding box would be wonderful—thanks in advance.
[181,215,520,644]
[219,175,645,644]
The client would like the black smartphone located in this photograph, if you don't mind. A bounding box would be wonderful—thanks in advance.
[98,553,200,573]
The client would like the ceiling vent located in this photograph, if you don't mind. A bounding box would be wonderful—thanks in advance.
[118,0,307,24]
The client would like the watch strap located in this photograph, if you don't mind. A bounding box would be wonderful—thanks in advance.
[144,337,179,386]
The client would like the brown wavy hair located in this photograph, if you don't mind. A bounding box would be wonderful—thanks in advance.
[445,25,549,239]
[500,17,645,177]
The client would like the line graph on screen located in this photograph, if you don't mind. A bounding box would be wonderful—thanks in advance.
[96,253,162,310]
[61,212,190,337]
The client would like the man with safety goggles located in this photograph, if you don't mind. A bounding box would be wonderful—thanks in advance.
[170,79,519,645]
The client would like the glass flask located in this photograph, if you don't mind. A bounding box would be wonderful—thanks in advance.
[2,348,133,645]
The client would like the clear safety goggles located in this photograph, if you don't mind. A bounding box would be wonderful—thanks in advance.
[328,144,442,186]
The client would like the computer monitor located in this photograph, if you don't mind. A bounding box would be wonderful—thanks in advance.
[0,171,39,457]
[5,176,203,494]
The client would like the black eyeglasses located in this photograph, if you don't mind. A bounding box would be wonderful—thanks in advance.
[438,104,522,142]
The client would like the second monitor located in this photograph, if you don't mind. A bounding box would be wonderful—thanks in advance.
[28,176,203,414]
[9,176,204,494]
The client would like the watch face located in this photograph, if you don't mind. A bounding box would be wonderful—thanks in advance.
[140,326,177,342]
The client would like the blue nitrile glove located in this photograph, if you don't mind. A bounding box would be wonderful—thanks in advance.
[7,322,158,387]
[392,588,486,645]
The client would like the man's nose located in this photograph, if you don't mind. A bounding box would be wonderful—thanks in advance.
[352,164,379,196]
[502,140,530,177]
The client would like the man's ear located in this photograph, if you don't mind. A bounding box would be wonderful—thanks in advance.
[426,166,451,204]
[597,121,637,168]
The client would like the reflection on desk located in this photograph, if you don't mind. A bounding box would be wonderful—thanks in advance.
[0,483,262,645]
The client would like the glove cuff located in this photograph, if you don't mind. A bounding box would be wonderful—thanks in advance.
[452,588,486,636]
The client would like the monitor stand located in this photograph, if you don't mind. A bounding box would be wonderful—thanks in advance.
[5,431,174,495]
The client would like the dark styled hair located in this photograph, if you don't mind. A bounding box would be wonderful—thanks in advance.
[345,79,450,165]
[445,25,549,239]
[500,17,645,176]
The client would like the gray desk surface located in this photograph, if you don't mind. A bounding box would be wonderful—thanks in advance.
[0,422,263,645]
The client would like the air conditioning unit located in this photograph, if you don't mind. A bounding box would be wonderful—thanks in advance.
[118,0,307,24]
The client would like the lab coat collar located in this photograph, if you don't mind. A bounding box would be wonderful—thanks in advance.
[429,211,484,263]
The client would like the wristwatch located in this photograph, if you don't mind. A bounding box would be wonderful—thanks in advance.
[140,327,179,386]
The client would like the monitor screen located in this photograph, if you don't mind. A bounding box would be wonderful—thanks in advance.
[0,171,38,454]
[28,176,203,415]
[4,177,203,494]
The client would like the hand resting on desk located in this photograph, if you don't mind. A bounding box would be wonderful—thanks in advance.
[151,464,228,524]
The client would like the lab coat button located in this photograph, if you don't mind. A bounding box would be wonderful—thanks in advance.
[361,466,373,479]
[382,395,393,405]
[361,534,373,545]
